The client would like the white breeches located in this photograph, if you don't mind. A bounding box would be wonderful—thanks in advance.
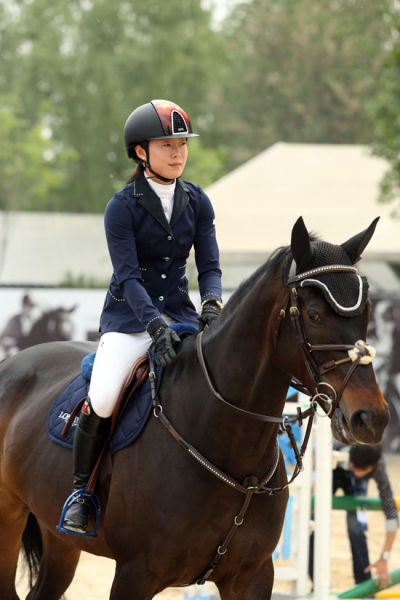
[89,315,175,418]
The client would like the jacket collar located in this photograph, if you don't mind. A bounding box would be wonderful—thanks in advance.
[131,171,190,233]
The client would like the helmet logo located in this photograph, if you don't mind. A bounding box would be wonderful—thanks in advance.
[171,110,188,135]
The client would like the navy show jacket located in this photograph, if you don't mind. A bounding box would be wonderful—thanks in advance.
[99,172,222,333]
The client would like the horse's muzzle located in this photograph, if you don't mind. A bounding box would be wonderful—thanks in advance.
[331,405,390,445]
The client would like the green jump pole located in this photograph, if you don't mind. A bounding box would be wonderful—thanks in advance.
[311,496,400,511]
[337,567,400,599]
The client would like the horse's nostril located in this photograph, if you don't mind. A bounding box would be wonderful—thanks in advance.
[347,406,389,445]
[351,410,373,433]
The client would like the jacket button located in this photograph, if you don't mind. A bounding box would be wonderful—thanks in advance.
[161,274,167,279]
[158,295,164,301]
[167,235,173,241]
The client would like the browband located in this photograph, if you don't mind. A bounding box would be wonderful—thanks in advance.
[287,261,358,284]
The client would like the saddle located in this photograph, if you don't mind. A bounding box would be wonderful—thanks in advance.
[62,354,149,438]
[61,354,149,493]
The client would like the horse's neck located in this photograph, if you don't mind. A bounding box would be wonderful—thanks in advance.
[195,273,290,470]
[204,273,289,413]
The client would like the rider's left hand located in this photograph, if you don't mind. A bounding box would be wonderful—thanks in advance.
[198,300,222,331]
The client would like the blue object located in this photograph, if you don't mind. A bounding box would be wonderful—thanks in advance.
[47,372,154,453]
[81,351,96,381]
[278,421,301,471]
[273,494,293,560]
[56,488,101,537]
[183,593,214,600]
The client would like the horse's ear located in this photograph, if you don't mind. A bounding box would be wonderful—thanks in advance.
[341,217,380,264]
[291,217,313,272]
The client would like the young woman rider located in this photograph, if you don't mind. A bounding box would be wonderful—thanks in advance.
[60,99,223,534]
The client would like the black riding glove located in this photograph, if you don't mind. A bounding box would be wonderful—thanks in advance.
[198,299,222,332]
[147,317,181,368]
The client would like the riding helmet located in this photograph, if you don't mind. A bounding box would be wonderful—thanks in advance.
[124,99,199,160]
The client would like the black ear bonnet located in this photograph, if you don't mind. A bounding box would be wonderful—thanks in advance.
[283,217,379,317]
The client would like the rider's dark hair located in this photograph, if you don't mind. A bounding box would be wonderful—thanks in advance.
[127,164,144,183]
[349,444,382,470]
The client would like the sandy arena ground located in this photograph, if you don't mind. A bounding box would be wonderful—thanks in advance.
[15,456,400,599]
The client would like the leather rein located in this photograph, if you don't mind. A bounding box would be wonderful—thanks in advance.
[148,261,375,585]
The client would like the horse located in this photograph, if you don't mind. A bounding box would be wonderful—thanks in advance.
[18,305,76,350]
[0,217,389,600]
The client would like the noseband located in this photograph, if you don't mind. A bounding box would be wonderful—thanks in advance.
[285,263,376,416]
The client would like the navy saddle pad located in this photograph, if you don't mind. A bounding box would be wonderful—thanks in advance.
[47,323,198,453]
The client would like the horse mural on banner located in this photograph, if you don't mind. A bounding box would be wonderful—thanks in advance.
[18,306,76,350]
[0,217,389,600]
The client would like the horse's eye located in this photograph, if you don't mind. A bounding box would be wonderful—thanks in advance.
[308,311,321,322]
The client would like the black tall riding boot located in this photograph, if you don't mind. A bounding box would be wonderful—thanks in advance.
[61,397,111,534]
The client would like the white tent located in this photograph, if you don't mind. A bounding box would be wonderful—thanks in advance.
[207,142,399,291]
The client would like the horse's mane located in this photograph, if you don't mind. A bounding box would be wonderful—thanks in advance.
[217,231,321,322]
[219,245,291,320]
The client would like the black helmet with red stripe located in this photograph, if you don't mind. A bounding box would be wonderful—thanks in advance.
[124,99,199,160]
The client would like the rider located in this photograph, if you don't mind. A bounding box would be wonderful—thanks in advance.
[61,99,223,534]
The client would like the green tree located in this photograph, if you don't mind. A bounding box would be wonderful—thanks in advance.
[0,95,77,211]
[0,0,227,212]
[213,0,393,169]
[369,15,400,217]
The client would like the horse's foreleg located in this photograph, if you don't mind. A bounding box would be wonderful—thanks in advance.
[110,558,159,600]
[25,529,80,600]
[216,558,274,600]
[0,489,28,600]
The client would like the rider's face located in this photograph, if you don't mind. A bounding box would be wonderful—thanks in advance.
[136,138,188,183]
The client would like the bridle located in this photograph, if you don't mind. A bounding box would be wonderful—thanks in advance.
[193,262,375,427]
[285,263,375,416]
[148,261,376,585]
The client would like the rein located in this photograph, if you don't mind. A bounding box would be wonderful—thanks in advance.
[149,349,311,496]
[196,331,315,426]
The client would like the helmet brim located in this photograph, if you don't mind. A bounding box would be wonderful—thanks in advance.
[146,133,199,140]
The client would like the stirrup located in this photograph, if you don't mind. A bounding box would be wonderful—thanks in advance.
[57,488,101,537]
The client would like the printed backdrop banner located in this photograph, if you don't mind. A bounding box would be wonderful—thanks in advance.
[368,295,400,453]
[0,288,398,451]
[0,287,200,357]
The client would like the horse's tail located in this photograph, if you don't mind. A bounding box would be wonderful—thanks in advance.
[21,512,43,588]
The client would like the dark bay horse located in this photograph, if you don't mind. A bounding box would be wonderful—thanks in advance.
[0,217,389,600]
